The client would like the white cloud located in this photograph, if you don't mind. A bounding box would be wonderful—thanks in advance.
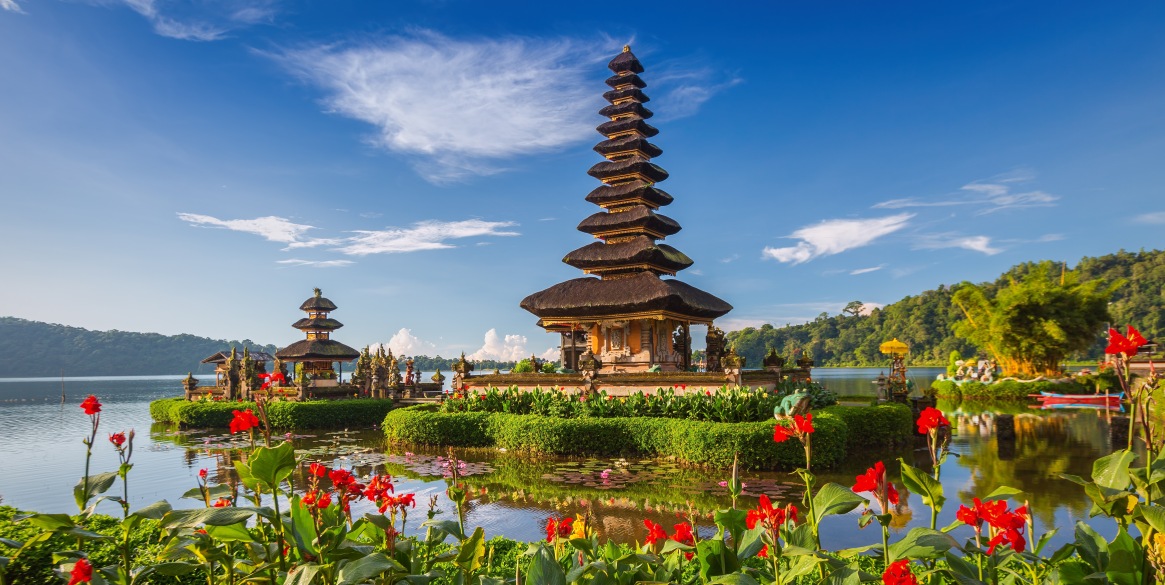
[762,213,913,264]
[647,61,743,120]
[1134,212,1165,225]
[915,234,1002,255]
[376,328,437,356]
[1038,233,1065,242]
[873,170,1057,215]
[857,302,884,316]
[177,213,337,249]
[720,254,740,263]
[112,0,278,41]
[540,347,561,362]
[338,219,519,255]
[275,258,354,268]
[468,329,533,362]
[1,0,24,14]
[850,265,885,275]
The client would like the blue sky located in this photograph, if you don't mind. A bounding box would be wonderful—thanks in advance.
[1,1,1163,362]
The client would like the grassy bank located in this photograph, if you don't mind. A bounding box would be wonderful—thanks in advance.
[149,397,395,429]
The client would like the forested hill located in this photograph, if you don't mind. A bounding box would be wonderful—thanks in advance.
[727,249,1165,367]
[0,317,278,377]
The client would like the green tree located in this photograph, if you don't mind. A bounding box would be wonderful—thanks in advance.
[951,261,1117,377]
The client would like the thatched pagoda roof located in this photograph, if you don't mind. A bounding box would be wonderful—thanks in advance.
[291,317,345,331]
[201,351,273,364]
[577,206,681,238]
[563,237,692,274]
[521,272,731,322]
[299,288,338,312]
[275,339,359,361]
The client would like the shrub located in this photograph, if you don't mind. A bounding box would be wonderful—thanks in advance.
[382,405,863,470]
[821,403,913,450]
[149,397,394,429]
[930,378,1096,401]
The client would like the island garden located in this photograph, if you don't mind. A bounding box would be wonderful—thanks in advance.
[4,47,1165,585]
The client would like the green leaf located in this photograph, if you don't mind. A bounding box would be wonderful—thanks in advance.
[898,458,945,513]
[337,552,403,585]
[525,543,566,585]
[205,522,254,542]
[696,539,740,581]
[981,485,1023,502]
[943,552,986,585]
[286,563,322,585]
[73,472,119,510]
[1105,527,1142,585]
[161,507,258,529]
[1137,503,1165,534]
[244,441,297,491]
[714,508,748,550]
[708,574,761,585]
[454,526,486,575]
[19,513,75,532]
[129,500,172,521]
[887,527,958,562]
[1033,527,1058,556]
[735,526,766,561]
[1092,450,1135,491]
[1074,521,1108,571]
[812,483,867,522]
[289,496,320,556]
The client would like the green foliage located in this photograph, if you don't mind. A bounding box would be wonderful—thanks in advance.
[149,397,394,429]
[385,404,896,470]
[0,316,277,377]
[952,261,1116,377]
[820,403,913,450]
[932,378,1099,401]
[440,384,837,424]
[512,359,535,373]
[726,248,1165,368]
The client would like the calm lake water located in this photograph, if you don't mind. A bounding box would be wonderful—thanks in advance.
[0,371,1119,550]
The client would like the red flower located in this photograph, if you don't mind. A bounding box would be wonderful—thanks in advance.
[108,432,126,448]
[80,395,101,415]
[792,413,814,435]
[882,559,918,585]
[1106,326,1148,356]
[670,522,695,545]
[986,527,1026,554]
[198,468,208,480]
[546,517,573,542]
[309,462,328,477]
[68,558,93,585]
[316,491,332,509]
[328,468,356,489]
[757,543,768,558]
[956,500,983,533]
[773,424,795,443]
[643,519,667,546]
[853,461,898,513]
[229,409,260,433]
[478,394,486,400]
[212,498,231,507]
[706,390,713,396]
[916,407,950,435]
[259,372,286,389]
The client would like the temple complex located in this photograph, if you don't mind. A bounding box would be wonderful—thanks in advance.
[520,46,733,374]
[275,288,360,384]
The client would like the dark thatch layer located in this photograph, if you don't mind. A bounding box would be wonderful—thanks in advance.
[299,296,338,312]
[201,351,274,364]
[593,136,662,158]
[605,73,646,89]
[602,88,650,104]
[520,272,732,319]
[563,236,692,272]
[588,158,669,183]
[608,49,644,74]
[598,101,653,120]
[291,318,345,331]
[577,207,681,237]
[585,181,673,208]
[275,339,360,361]
[596,118,658,138]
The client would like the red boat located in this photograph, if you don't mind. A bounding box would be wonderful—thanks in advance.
[1033,391,1124,404]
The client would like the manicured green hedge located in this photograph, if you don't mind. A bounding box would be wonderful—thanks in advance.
[382,405,907,470]
[821,403,914,450]
[149,397,395,429]
[931,379,1097,401]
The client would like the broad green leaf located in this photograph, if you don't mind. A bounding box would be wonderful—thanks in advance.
[73,472,118,510]
[525,543,566,585]
[898,458,946,512]
[205,522,253,542]
[1034,527,1059,555]
[1074,521,1108,571]
[1105,527,1142,585]
[337,553,403,585]
[981,485,1023,502]
[19,513,75,532]
[129,500,172,521]
[286,563,322,585]
[161,506,258,529]
[1092,450,1135,491]
[659,540,695,554]
[0,538,21,549]
[454,526,486,575]
[812,483,867,522]
[887,527,958,562]
[289,495,320,556]
[943,552,986,585]
[714,508,748,550]
[696,539,740,581]
[708,574,761,585]
[1136,503,1165,534]
[245,442,297,491]
[735,526,766,561]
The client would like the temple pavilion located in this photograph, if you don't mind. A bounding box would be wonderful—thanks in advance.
[520,46,732,374]
[275,288,360,383]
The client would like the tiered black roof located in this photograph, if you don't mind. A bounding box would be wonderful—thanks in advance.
[520,46,731,322]
[276,288,359,362]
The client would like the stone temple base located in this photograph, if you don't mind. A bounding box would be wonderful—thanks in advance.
[460,370,783,396]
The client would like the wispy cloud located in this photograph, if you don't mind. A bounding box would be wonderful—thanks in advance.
[850,265,885,275]
[1,0,24,14]
[95,0,279,41]
[270,33,735,183]
[762,214,913,264]
[914,234,1002,255]
[338,219,519,255]
[177,213,337,249]
[720,254,740,263]
[180,213,519,256]
[275,259,354,268]
[873,170,1058,215]
[1134,212,1165,225]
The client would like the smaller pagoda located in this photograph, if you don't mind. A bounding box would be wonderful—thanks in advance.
[275,288,360,382]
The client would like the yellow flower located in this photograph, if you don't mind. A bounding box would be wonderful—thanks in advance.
[1128,495,1140,514]
[570,514,588,539]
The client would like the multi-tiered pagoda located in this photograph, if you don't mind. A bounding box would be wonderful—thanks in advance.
[275,288,360,380]
[521,46,732,374]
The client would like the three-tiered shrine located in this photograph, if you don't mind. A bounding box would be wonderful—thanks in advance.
[275,288,360,380]
[520,46,733,374]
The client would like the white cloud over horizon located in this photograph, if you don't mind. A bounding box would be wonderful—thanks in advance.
[1,0,24,13]
[270,32,736,182]
[178,213,518,257]
[467,328,555,362]
[874,170,1058,215]
[376,328,437,356]
[276,258,354,268]
[915,234,1002,255]
[1134,211,1165,225]
[849,265,885,275]
[762,213,913,264]
[112,0,280,41]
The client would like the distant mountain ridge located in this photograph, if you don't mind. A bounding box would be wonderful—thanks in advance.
[727,249,1165,368]
[0,317,279,377]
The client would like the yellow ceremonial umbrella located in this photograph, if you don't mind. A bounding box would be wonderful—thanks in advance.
[879,338,909,355]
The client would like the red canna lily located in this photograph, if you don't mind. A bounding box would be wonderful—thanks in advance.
[259,372,286,389]
[773,424,796,443]
[80,395,102,415]
[956,499,984,533]
[643,519,667,546]
[882,559,918,585]
[309,462,328,477]
[109,432,127,448]
[670,522,695,559]
[212,497,232,507]
[546,516,573,542]
[853,461,899,514]
[792,413,814,435]
[68,558,93,585]
[746,494,792,530]
[916,407,949,435]
[198,468,208,480]
[757,543,769,558]
[229,409,260,434]
[1106,326,1148,356]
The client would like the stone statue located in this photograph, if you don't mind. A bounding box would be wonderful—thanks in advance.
[705,326,726,372]
[183,372,199,401]
[763,348,786,372]
[774,390,811,418]
[404,357,416,385]
[225,347,241,401]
